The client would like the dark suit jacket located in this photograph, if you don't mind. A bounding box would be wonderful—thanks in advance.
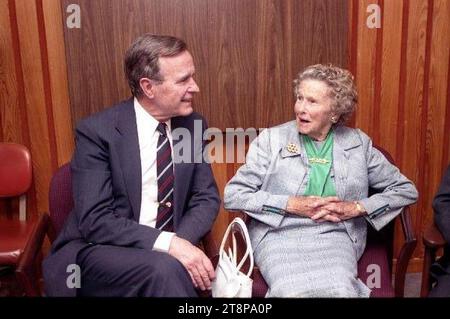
[430,165,450,296]
[434,165,450,244]
[42,98,220,296]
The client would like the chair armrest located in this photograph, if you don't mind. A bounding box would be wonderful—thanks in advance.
[423,223,446,248]
[393,208,417,297]
[15,213,50,296]
[420,222,447,296]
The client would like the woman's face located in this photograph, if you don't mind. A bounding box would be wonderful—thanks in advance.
[294,79,336,141]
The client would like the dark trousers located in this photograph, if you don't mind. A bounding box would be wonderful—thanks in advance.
[76,244,197,297]
[429,274,450,297]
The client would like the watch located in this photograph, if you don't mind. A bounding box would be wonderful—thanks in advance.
[354,201,365,214]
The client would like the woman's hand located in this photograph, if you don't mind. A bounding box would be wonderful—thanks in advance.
[286,196,341,222]
[311,201,366,221]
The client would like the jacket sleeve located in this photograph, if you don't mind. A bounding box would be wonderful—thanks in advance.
[224,128,290,227]
[72,119,160,249]
[433,165,450,243]
[358,131,419,230]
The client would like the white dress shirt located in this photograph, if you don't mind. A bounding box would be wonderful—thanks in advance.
[134,98,175,252]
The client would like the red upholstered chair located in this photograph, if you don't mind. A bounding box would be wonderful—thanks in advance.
[14,163,73,296]
[228,145,417,297]
[15,163,218,296]
[0,143,36,295]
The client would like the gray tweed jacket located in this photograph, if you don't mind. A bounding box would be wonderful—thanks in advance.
[224,121,418,258]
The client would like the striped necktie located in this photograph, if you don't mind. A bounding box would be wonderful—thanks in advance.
[155,122,174,231]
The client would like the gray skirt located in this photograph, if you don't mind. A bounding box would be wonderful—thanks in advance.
[254,216,371,297]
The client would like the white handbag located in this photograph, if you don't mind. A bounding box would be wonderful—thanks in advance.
[211,217,254,298]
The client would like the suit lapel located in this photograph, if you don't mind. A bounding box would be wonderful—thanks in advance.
[280,124,309,195]
[332,127,361,200]
[115,99,142,222]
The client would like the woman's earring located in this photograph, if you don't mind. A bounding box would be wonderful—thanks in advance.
[331,116,337,123]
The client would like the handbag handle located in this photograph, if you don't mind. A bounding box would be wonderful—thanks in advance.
[218,217,254,277]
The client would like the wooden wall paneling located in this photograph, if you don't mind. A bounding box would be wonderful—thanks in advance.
[371,0,384,145]
[211,140,237,246]
[1,0,38,219]
[210,161,229,247]
[0,0,23,145]
[254,0,293,129]
[421,0,450,245]
[401,0,429,263]
[378,0,404,261]
[109,0,142,102]
[62,0,349,130]
[347,0,358,128]
[210,137,251,244]
[352,0,450,272]
[155,0,212,127]
[0,0,27,218]
[354,0,379,136]
[42,0,74,166]
[61,0,123,121]
[290,0,349,126]
[391,0,411,266]
[206,0,257,129]
[14,0,53,216]
[379,0,403,159]
[291,0,348,71]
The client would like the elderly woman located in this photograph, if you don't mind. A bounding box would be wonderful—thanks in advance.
[224,64,418,297]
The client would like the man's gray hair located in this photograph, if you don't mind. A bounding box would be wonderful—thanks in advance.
[124,34,187,97]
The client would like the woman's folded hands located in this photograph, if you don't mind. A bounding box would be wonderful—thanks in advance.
[286,196,366,223]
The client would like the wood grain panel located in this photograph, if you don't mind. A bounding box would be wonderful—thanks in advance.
[1,0,38,219]
[0,0,22,217]
[62,0,348,130]
[211,161,230,246]
[42,0,74,166]
[0,0,24,145]
[15,0,53,215]
[1,0,70,220]
[401,0,429,245]
[379,0,403,159]
[36,0,58,172]
[355,0,379,136]
[255,0,293,129]
[371,0,384,144]
[350,0,450,270]
[206,0,258,129]
[291,0,348,70]
[421,0,450,240]
[347,0,358,128]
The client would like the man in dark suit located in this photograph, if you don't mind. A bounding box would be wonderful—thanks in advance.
[42,34,220,297]
[429,165,450,297]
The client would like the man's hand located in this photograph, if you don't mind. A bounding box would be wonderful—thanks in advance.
[168,235,215,291]
[311,201,366,221]
[286,196,341,222]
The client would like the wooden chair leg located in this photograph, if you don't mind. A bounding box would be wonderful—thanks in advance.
[421,246,436,297]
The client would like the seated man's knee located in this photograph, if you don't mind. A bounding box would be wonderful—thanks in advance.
[138,253,196,297]
[148,253,190,282]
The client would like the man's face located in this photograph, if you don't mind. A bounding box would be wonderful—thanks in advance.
[151,51,199,119]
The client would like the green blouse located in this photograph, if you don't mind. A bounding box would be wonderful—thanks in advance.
[303,131,336,197]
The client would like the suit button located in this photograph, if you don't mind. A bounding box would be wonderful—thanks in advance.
[166,202,172,208]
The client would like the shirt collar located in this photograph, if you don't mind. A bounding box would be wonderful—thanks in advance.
[133,97,171,133]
